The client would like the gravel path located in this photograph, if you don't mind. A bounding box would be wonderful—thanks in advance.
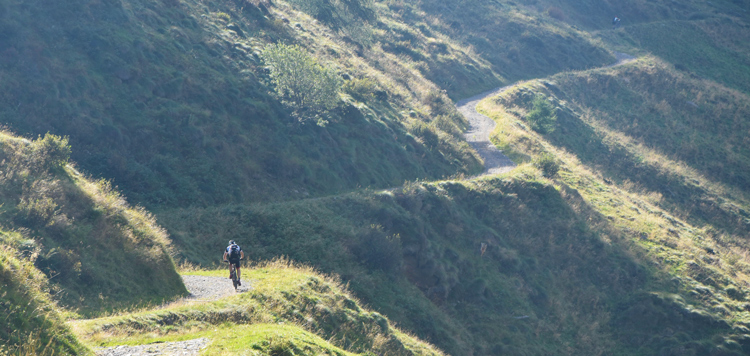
[96,338,209,356]
[457,52,636,176]
[457,85,517,176]
[180,274,252,302]
[95,275,251,355]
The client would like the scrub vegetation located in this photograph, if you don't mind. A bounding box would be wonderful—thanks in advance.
[1,0,750,354]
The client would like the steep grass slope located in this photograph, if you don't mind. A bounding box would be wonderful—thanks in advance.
[609,17,750,94]
[0,132,186,314]
[496,58,750,234]
[0,0,639,208]
[0,0,485,207]
[1,246,91,356]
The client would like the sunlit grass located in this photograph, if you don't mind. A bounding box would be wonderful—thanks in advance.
[476,59,750,343]
[72,259,445,356]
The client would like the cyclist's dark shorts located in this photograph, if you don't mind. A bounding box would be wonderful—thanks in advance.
[228,259,241,268]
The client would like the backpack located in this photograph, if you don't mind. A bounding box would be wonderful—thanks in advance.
[228,244,241,259]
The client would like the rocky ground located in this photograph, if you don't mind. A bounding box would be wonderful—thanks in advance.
[96,338,210,356]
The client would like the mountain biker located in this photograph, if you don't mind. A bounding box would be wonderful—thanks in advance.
[223,240,245,286]
[612,16,621,29]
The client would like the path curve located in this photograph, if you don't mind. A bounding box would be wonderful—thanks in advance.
[95,275,251,356]
[457,52,636,176]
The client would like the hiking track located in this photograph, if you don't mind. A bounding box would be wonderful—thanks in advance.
[457,52,636,176]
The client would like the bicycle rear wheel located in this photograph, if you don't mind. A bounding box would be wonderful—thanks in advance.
[231,265,238,289]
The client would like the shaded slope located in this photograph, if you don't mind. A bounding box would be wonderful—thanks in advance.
[504,58,750,233]
[0,132,186,314]
[0,0,484,208]
[623,19,750,94]
[159,166,750,355]
[474,63,750,354]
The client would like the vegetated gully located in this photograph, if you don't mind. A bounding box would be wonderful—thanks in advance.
[93,52,636,355]
[457,51,636,176]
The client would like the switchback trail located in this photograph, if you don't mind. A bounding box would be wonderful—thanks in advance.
[457,52,636,176]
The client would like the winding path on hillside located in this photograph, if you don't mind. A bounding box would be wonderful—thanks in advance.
[457,52,636,176]
[95,275,251,356]
[93,52,637,356]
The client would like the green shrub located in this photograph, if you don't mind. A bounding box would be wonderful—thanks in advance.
[31,134,71,172]
[261,44,342,122]
[534,153,559,178]
[350,226,402,273]
[525,96,557,134]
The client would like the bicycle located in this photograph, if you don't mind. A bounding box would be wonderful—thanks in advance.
[224,259,242,290]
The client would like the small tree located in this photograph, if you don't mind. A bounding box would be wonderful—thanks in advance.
[262,43,342,122]
[525,95,557,134]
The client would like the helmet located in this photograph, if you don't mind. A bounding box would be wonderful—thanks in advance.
[229,240,235,245]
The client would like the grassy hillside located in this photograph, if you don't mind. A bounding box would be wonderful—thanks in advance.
[161,165,750,355]
[2,0,750,355]
[1,246,91,356]
[473,58,750,354]
[0,0,487,207]
[0,0,641,208]
[0,132,186,314]
[488,58,750,234]
[72,260,446,356]
[600,18,750,94]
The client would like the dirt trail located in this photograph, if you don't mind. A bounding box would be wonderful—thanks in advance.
[95,275,250,355]
[457,52,636,176]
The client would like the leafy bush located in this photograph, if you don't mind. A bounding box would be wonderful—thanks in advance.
[525,95,557,134]
[262,44,342,122]
[31,134,71,172]
[534,152,559,178]
[350,226,402,273]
